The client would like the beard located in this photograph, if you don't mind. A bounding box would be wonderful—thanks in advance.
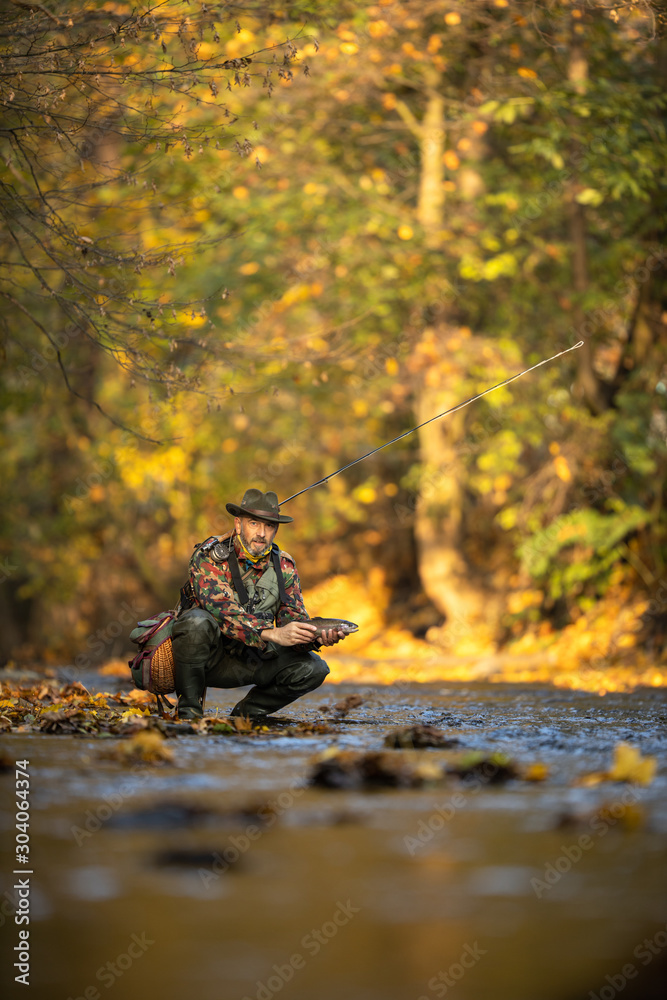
[239,524,272,560]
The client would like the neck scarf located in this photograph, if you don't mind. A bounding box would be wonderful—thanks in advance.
[235,532,271,565]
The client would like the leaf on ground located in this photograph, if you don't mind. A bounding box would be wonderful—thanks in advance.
[608,742,656,785]
[38,709,99,734]
[322,694,364,719]
[232,716,254,732]
[113,689,154,706]
[575,741,657,786]
[522,762,550,781]
[119,707,151,720]
[102,730,174,764]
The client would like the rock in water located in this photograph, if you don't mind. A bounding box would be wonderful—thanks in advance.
[384,725,461,749]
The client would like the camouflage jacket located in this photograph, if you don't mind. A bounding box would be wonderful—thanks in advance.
[187,533,309,651]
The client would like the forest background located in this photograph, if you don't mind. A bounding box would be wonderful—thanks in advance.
[1,0,666,693]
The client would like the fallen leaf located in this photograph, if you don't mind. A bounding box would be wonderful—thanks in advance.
[522,762,550,781]
[575,741,657,787]
[608,742,656,785]
[102,730,174,765]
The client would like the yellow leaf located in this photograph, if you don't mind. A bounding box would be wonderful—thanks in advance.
[523,762,549,781]
[232,716,253,732]
[238,261,259,275]
[397,225,413,240]
[518,67,537,79]
[357,486,377,505]
[368,20,391,38]
[115,731,174,764]
[608,742,656,785]
[119,708,150,720]
[554,455,571,482]
[443,150,460,170]
[444,12,461,26]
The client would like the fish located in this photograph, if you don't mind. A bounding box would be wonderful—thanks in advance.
[300,617,359,638]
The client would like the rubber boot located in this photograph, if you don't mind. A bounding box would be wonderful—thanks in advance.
[174,660,206,720]
[171,609,215,720]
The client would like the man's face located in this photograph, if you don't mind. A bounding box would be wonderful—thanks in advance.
[236,515,278,556]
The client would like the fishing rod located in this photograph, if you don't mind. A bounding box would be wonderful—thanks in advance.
[279,340,584,506]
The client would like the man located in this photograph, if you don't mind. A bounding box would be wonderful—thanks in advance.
[171,488,346,720]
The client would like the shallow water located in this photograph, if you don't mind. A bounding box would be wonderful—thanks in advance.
[1,680,666,1000]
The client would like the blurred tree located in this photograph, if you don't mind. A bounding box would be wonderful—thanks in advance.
[1,0,666,664]
[0,0,309,429]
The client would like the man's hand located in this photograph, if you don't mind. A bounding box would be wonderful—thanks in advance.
[317,627,346,647]
[260,622,318,647]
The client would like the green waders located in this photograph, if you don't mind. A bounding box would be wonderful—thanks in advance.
[171,557,329,719]
[171,607,329,719]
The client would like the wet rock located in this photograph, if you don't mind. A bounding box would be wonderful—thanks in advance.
[152,848,243,871]
[282,720,338,736]
[310,749,443,789]
[556,801,645,832]
[108,800,274,831]
[433,712,464,728]
[446,751,519,784]
[384,725,461,749]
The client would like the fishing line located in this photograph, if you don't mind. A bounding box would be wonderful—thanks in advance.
[279,340,584,506]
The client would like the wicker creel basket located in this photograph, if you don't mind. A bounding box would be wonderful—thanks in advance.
[151,637,176,694]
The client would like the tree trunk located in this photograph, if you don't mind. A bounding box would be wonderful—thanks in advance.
[411,86,501,646]
[567,40,608,414]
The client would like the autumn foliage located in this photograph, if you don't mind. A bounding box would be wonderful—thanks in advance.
[1,2,666,691]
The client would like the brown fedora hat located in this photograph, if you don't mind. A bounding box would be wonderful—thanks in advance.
[226,488,293,524]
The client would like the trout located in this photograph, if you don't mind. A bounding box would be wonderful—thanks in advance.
[301,617,359,638]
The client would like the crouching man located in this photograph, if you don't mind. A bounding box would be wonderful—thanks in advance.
[172,488,345,720]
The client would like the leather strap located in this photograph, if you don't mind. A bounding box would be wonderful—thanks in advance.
[227,544,250,606]
[272,544,288,605]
